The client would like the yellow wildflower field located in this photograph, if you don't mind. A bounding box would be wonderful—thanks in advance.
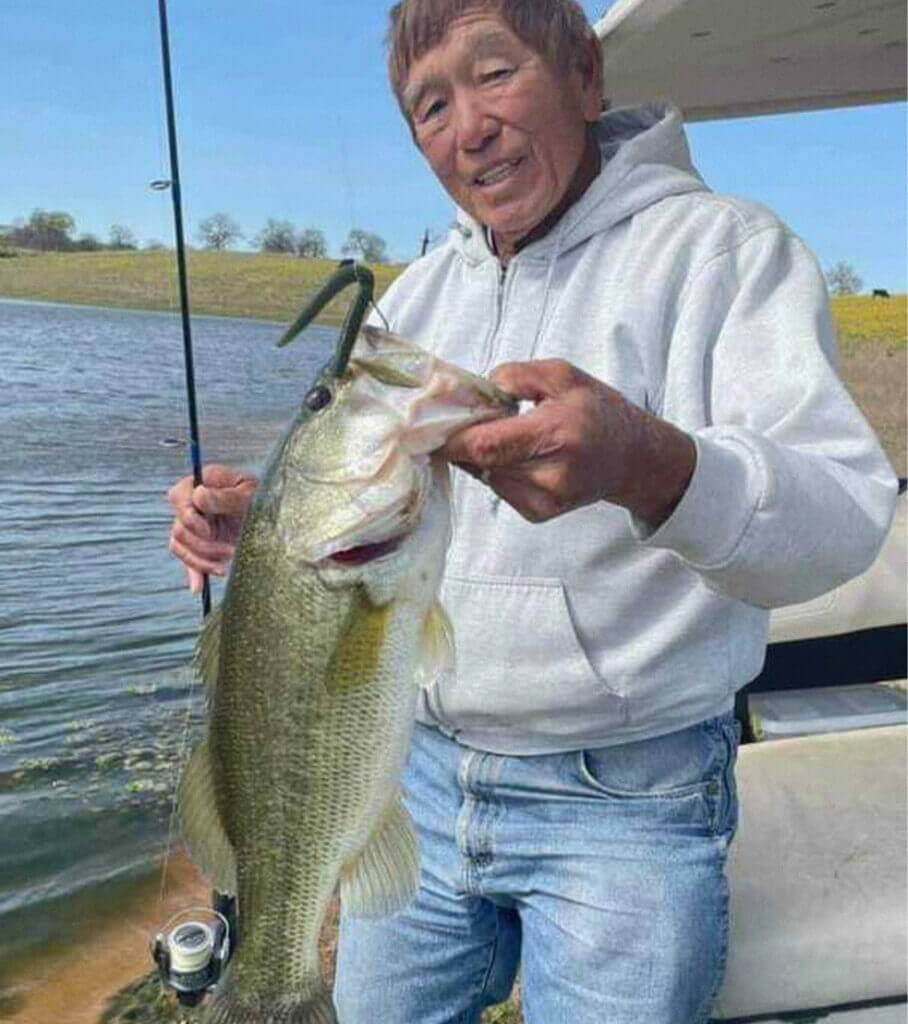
[831,294,906,350]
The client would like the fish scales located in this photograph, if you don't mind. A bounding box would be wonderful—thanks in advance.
[178,325,516,1023]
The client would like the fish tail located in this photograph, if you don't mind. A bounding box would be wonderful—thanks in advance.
[205,983,337,1024]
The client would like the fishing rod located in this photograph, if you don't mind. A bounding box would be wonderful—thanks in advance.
[156,0,210,618]
[151,2,234,1004]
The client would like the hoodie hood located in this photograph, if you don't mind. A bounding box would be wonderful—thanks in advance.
[451,103,707,266]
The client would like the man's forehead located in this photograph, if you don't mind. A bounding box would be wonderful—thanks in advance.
[402,19,523,106]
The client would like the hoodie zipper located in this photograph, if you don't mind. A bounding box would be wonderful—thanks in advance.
[480,260,510,376]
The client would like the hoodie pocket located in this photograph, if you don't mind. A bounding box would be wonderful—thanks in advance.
[435,574,628,736]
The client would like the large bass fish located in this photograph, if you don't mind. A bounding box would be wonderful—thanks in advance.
[178,324,515,1024]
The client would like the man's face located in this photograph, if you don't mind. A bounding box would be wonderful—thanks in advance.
[403,11,601,249]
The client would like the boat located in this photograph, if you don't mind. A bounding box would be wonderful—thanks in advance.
[596,3,907,1019]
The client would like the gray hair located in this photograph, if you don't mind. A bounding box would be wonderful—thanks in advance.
[387,0,598,116]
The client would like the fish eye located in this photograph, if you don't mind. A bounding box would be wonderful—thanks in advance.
[304,384,332,412]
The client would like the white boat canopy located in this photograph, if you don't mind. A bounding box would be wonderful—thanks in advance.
[595,0,908,121]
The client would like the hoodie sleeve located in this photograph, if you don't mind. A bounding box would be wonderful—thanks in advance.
[631,225,898,608]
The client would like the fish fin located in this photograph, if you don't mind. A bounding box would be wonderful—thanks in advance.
[325,587,392,694]
[340,795,420,917]
[415,600,455,689]
[192,601,222,697]
[206,984,337,1024]
[177,741,237,892]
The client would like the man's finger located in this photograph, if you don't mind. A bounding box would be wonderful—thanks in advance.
[169,532,229,577]
[200,464,250,489]
[443,406,562,469]
[192,481,254,518]
[176,504,213,540]
[489,359,581,402]
[167,476,195,511]
[168,465,253,511]
[171,521,236,562]
[484,472,560,523]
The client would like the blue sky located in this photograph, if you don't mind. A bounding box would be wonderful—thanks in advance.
[2,1,905,290]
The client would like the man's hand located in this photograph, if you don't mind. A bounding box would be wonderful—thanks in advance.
[168,464,259,593]
[442,360,696,527]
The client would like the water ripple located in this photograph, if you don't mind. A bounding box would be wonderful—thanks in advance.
[0,300,334,955]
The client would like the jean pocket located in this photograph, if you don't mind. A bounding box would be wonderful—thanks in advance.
[576,713,737,834]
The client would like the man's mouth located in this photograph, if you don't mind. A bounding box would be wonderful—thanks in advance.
[475,158,522,187]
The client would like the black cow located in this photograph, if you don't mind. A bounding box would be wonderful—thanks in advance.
[872,288,891,298]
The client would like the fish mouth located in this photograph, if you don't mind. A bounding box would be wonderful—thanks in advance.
[310,481,426,567]
[329,534,406,566]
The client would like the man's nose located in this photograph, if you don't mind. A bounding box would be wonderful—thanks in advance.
[453,93,498,152]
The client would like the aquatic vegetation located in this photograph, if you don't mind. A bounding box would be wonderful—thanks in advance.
[99,970,206,1023]
[65,718,94,732]
[127,682,158,696]
[18,757,58,772]
[0,728,15,746]
[126,779,156,794]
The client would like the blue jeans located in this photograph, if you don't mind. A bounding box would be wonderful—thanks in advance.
[335,713,739,1024]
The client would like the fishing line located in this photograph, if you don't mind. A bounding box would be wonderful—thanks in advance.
[370,299,390,331]
[337,115,361,241]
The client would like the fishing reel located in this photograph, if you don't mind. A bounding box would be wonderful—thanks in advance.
[152,891,236,1007]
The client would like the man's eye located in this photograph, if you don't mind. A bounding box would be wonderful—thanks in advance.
[420,99,446,122]
[482,66,513,83]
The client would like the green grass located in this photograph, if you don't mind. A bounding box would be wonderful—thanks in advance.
[482,998,524,1022]
[0,249,404,324]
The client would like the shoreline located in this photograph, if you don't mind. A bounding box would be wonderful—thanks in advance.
[0,853,209,1024]
[0,294,291,328]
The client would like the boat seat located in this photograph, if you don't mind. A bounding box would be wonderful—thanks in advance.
[746,486,907,709]
[714,725,907,1018]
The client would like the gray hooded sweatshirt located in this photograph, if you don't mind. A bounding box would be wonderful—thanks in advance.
[374,103,897,755]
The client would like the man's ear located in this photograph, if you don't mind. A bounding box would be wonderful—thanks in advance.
[578,30,604,121]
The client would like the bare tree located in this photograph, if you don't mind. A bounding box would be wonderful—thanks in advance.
[257,218,297,254]
[341,228,388,263]
[826,260,863,296]
[108,224,137,250]
[296,227,327,258]
[197,212,242,251]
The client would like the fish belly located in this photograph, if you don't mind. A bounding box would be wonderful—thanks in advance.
[209,537,424,1009]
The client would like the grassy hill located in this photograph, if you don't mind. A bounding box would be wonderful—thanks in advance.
[0,249,404,324]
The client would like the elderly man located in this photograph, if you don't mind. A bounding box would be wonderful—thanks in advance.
[168,0,896,1020]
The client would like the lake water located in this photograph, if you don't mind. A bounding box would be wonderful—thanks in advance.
[0,299,334,975]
